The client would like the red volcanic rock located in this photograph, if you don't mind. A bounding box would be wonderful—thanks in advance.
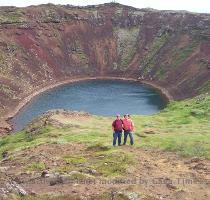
[0,3,210,129]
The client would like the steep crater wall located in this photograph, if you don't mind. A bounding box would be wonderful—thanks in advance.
[0,3,210,132]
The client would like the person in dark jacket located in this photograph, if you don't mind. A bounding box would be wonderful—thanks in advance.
[112,114,123,146]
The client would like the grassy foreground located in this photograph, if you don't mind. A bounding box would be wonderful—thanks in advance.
[0,93,210,161]
[0,94,210,200]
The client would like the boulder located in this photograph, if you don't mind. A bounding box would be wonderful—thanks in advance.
[2,151,8,158]
[41,170,50,178]
[5,181,27,196]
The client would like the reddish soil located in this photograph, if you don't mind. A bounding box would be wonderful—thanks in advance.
[0,3,210,134]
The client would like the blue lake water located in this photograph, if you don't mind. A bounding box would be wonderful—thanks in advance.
[11,80,167,131]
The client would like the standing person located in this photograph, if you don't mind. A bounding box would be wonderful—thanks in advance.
[112,114,123,146]
[123,114,134,145]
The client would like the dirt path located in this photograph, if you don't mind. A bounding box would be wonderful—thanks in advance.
[128,146,210,200]
[1,144,209,199]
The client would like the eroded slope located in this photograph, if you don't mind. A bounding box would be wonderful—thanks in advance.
[0,3,210,131]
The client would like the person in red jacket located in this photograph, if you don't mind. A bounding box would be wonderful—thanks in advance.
[112,114,123,146]
[122,114,134,145]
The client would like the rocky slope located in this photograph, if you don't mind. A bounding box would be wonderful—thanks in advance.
[0,3,210,132]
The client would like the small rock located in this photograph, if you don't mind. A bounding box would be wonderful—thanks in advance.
[88,169,97,175]
[98,155,105,158]
[0,188,8,198]
[6,181,27,196]
[191,157,202,163]
[166,183,177,190]
[128,192,138,200]
[191,163,207,170]
[69,171,80,175]
[41,170,49,178]
[2,151,8,158]
[13,177,22,184]
[143,128,157,134]
[15,32,23,35]
[28,190,37,196]
[185,157,202,164]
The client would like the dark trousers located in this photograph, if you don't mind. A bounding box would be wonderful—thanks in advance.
[123,131,134,145]
[113,131,122,146]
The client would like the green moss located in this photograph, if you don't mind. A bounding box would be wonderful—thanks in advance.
[0,51,10,75]
[0,54,4,63]
[155,67,167,79]
[171,41,199,68]
[0,84,16,99]
[40,8,61,23]
[114,27,139,70]
[0,9,26,24]
[141,33,169,75]
[197,81,210,93]
[120,47,137,68]
[77,52,88,61]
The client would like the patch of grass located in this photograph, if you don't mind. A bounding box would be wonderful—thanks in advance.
[134,93,210,157]
[68,172,88,180]
[56,144,134,177]
[63,155,87,165]
[92,151,134,177]
[25,162,46,172]
[54,165,74,174]
[0,128,52,160]
[86,143,111,151]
